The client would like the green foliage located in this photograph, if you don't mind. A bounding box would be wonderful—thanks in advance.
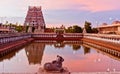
[72,25,83,33]
[84,21,92,33]
[7,23,24,32]
[66,26,73,33]
[65,25,83,33]
[15,26,23,32]
[92,28,98,33]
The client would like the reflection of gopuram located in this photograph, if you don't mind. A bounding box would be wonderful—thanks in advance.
[25,42,45,64]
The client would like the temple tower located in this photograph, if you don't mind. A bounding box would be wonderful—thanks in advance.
[24,6,45,33]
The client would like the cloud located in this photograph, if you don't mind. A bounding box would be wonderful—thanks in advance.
[75,0,120,12]
[26,0,120,12]
[0,0,120,27]
[0,0,120,15]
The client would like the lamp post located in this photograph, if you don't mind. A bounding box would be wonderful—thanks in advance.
[95,21,99,34]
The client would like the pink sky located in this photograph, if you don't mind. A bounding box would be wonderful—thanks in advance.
[25,0,120,11]
[0,0,120,15]
[0,0,120,27]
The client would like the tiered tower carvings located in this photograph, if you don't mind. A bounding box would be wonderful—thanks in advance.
[24,6,45,33]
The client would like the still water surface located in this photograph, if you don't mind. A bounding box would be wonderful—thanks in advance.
[0,41,120,73]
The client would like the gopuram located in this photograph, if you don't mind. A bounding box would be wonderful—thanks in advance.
[24,6,46,33]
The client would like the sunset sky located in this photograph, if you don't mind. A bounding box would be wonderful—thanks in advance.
[0,0,120,27]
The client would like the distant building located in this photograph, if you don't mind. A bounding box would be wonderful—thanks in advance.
[0,23,10,33]
[0,25,9,33]
[24,6,46,33]
[98,21,120,34]
[0,23,16,33]
[55,25,65,34]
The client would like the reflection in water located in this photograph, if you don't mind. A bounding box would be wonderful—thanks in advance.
[72,44,81,51]
[54,41,82,50]
[54,41,65,48]
[83,42,120,62]
[0,48,21,62]
[83,46,91,55]
[0,40,120,73]
[0,51,17,62]
[25,43,45,65]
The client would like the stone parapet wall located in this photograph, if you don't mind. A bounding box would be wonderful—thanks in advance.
[0,33,31,44]
[0,38,34,57]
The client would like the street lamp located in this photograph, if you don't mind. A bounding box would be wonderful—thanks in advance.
[95,21,99,34]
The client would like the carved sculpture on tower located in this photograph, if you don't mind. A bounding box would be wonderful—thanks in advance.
[24,6,46,33]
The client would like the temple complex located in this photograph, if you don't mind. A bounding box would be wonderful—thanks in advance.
[24,6,46,33]
[0,23,16,33]
[98,21,120,34]
[0,24,10,33]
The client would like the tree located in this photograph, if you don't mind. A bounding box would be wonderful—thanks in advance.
[84,21,92,33]
[65,25,83,33]
[72,25,83,33]
[92,28,98,33]
[65,26,73,33]
[15,25,23,32]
